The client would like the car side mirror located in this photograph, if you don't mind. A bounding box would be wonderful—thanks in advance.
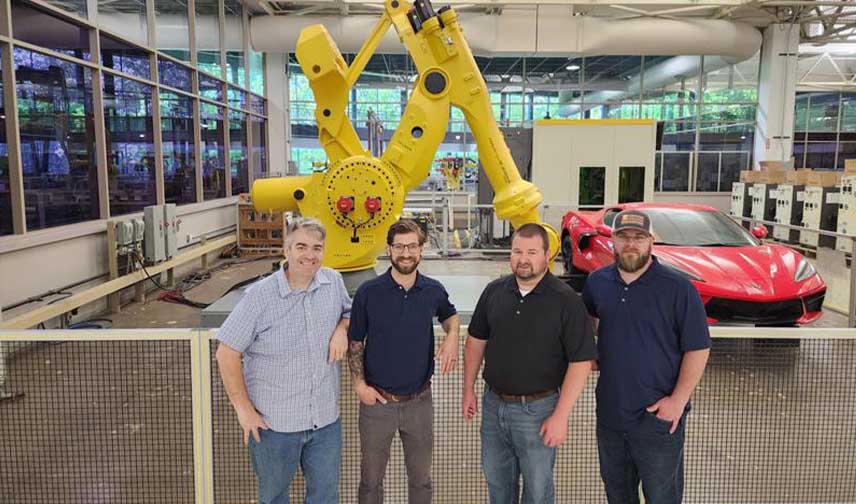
[596,225,613,238]
[751,225,768,239]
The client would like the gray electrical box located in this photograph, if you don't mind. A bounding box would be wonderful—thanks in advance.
[836,175,856,253]
[144,205,166,264]
[163,203,178,260]
[115,221,134,247]
[773,184,804,243]
[800,186,839,249]
[730,182,752,228]
[751,183,778,233]
[132,218,145,243]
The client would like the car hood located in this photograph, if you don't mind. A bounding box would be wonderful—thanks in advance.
[654,243,825,300]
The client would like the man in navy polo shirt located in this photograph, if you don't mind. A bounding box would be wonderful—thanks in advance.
[347,219,460,504]
[582,209,711,504]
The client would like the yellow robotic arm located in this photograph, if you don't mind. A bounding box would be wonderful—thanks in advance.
[252,0,559,272]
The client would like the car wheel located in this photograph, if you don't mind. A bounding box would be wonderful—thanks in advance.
[562,235,581,275]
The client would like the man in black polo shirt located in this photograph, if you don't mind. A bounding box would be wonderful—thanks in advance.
[347,219,460,504]
[582,209,711,504]
[463,223,596,504]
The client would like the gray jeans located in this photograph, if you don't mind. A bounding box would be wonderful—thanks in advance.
[358,388,433,504]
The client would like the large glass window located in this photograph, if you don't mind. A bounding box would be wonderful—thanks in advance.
[195,0,222,77]
[98,0,148,47]
[251,115,267,180]
[42,0,87,18]
[161,92,196,205]
[103,75,156,216]
[155,0,191,62]
[200,74,224,103]
[158,57,192,92]
[201,103,226,200]
[15,48,99,230]
[0,55,11,236]
[288,53,757,193]
[250,50,265,96]
[230,110,248,195]
[793,92,856,169]
[224,0,245,87]
[11,3,90,61]
[100,34,151,80]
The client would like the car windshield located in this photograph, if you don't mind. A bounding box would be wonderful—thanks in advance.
[645,208,757,247]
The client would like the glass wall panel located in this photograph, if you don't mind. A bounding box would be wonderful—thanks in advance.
[158,57,192,91]
[155,0,191,62]
[696,152,720,191]
[230,110,248,194]
[103,75,156,216]
[805,142,837,169]
[662,152,691,191]
[201,103,226,199]
[250,50,264,95]
[100,34,151,80]
[11,3,91,61]
[200,74,224,102]
[720,152,748,191]
[15,48,99,230]
[98,0,148,47]
[195,0,222,77]
[224,0,245,87]
[807,93,840,133]
[42,0,87,18]
[0,54,11,236]
[251,115,267,179]
[161,91,196,205]
[579,167,605,206]
[250,95,265,116]
[228,86,247,110]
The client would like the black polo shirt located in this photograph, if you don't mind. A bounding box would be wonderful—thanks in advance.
[468,271,597,395]
[582,256,711,433]
[348,268,457,395]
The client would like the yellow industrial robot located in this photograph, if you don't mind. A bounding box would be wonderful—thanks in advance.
[251,0,559,272]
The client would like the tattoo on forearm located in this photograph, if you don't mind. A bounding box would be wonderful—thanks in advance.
[348,341,366,382]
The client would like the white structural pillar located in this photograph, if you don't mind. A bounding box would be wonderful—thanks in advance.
[265,52,289,176]
[753,24,800,169]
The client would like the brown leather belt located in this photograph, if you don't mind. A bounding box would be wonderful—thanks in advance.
[376,381,431,403]
[493,388,557,403]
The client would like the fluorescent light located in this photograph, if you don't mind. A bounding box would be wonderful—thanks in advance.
[566,64,580,71]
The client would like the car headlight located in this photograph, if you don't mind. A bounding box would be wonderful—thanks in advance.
[794,257,817,283]
[660,261,705,283]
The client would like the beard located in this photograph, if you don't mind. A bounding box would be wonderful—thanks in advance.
[391,256,420,275]
[513,261,545,281]
[614,248,651,273]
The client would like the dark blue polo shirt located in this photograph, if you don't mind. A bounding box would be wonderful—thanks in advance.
[582,256,711,433]
[348,268,457,395]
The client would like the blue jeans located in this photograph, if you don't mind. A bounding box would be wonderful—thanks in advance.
[480,388,559,504]
[248,418,342,504]
[597,412,686,504]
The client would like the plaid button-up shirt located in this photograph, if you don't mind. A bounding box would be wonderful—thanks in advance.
[217,266,352,432]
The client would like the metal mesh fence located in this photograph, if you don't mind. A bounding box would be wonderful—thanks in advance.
[2,332,854,503]
[0,337,195,504]
[209,334,856,504]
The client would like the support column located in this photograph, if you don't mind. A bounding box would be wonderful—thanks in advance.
[264,52,289,176]
[753,24,799,169]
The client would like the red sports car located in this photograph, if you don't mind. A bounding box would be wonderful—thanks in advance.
[560,203,827,326]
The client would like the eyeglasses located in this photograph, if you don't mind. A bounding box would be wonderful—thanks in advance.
[613,234,650,245]
[390,242,422,253]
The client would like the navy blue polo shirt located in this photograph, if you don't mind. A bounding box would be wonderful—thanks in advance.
[582,256,711,433]
[348,268,457,395]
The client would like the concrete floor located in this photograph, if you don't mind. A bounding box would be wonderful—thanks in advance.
[2,252,855,503]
